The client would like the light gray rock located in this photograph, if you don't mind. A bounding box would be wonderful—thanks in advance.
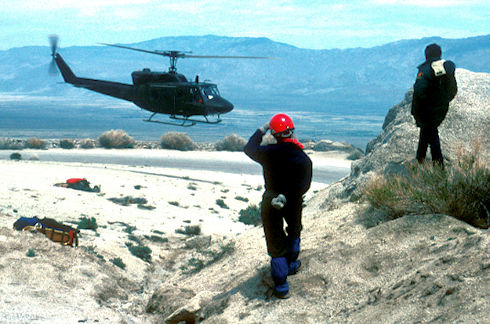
[328,69,490,201]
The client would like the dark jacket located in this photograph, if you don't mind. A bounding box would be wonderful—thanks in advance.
[244,129,312,199]
[411,58,457,128]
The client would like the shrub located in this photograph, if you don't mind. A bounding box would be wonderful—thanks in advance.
[59,139,75,149]
[10,152,22,160]
[128,234,142,245]
[160,132,197,151]
[85,245,105,262]
[175,225,201,236]
[238,204,261,226]
[122,224,137,234]
[216,199,229,209]
[110,257,126,270]
[26,249,36,257]
[145,235,169,243]
[27,138,46,149]
[126,243,152,262]
[0,138,24,150]
[183,241,235,274]
[80,138,96,149]
[215,134,247,151]
[77,217,98,231]
[98,129,135,148]
[235,196,249,202]
[364,150,489,229]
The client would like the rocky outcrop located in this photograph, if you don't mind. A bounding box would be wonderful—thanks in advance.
[323,69,490,201]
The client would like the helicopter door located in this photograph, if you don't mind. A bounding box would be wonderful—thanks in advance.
[149,85,177,114]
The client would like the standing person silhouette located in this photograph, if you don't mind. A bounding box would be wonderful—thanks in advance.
[411,43,458,168]
[244,113,312,299]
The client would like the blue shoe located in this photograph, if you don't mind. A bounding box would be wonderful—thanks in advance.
[288,260,302,275]
[273,289,290,299]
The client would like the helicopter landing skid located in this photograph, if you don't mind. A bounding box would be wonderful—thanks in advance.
[143,113,222,126]
[143,117,196,127]
[170,115,222,125]
[143,119,196,127]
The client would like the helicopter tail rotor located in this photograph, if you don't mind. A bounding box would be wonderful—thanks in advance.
[48,34,59,75]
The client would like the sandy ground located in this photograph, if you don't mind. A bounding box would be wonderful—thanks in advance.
[0,149,350,278]
[1,149,488,324]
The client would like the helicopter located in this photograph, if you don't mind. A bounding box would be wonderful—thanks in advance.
[49,35,275,126]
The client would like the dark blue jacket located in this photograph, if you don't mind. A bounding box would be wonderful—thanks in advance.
[244,129,312,198]
[411,58,457,128]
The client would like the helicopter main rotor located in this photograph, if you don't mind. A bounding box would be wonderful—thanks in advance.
[100,42,277,73]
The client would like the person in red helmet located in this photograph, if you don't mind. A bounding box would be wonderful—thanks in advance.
[244,113,312,299]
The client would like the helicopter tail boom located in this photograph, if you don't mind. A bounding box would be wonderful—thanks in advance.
[54,53,134,102]
[54,53,77,84]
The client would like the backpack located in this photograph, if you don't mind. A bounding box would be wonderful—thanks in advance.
[37,217,80,246]
[429,59,458,104]
[13,216,79,246]
[13,216,40,231]
[66,178,93,192]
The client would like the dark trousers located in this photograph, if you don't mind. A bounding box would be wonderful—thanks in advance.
[261,191,303,258]
[416,126,443,164]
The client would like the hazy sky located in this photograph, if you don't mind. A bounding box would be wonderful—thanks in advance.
[1,0,489,50]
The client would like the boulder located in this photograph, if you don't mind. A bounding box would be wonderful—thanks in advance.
[326,69,490,201]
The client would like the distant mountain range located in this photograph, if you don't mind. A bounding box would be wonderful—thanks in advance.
[0,34,489,114]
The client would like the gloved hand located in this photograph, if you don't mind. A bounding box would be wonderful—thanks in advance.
[259,122,270,134]
[271,194,287,210]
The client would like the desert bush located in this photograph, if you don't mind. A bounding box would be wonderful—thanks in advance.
[128,234,142,245]
[59,139,75,149]
[238,204,261,226]
[160,132,197,151]
[235,196,249,202]
[145,235,169,243]
[98,129,135,148]
[85,246,105,262]
[27,138,46,149]
[80,138,96,149]
[26,249,36,257]
[183,241,235,274]
[215,134,247,151]
[10,152,22,160]
[0,138,24,150]
[125,242,152,262]
[216,199,229,209]
[175,225,201,236]
[77,216,98,231]
[110,257,126,270]
[364,149,489,229]
[122,224,137,234]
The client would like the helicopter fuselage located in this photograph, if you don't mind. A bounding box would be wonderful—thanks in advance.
[53,53,234,123]
[131,69,233,117]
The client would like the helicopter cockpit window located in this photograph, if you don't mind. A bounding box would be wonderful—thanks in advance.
[201,86,220,100]
[190,87,202,103]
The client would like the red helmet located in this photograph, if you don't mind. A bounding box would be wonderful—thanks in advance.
[270,113,295,136]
